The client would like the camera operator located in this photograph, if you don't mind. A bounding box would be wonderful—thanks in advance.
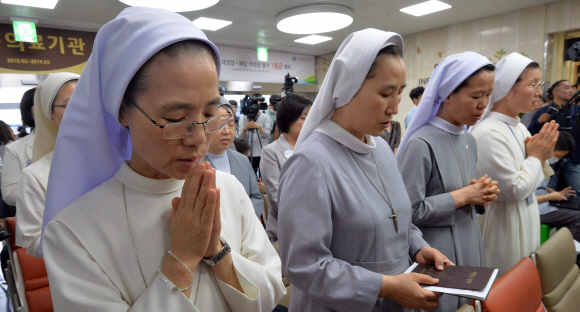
[266,94,281,143]
[528,80,580,190]
[239,93,272,173]
[229,100,239,138]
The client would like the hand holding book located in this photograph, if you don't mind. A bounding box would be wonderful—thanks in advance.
[404,263,499,301]
[380,273,442,310]
[379,246,454,310]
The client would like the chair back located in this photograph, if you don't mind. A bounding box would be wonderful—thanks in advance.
[14,248,52,312]
[5,217,19,252]
[533,227,580,312]
[474,257,545,312]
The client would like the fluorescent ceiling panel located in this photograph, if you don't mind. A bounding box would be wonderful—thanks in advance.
[276,5,353,35]
[400,0,451,17]
[192,17,232,31]
[295,35,332,45]
[119,0,219,12]
[1,0,59,9]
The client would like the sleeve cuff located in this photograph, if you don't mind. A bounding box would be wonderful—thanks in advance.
[409,231,429,260]
[543,161,555,178]
[354,269,384,311]
[215,252,262,311]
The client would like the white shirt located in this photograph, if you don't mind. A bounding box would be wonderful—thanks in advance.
[206,152,231,174]
[471,111,553,276]
[43,162,286,311]
[238,113,272,157]
[1,131,35,206]
[16,151,53,258]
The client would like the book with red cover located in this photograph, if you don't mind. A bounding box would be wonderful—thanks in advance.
[404,263,499,301]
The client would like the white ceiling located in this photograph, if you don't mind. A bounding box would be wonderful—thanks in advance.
[0,0,560,56]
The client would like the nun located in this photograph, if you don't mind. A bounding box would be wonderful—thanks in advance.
[396,52,499,311]
[277,28,453,312]
[470,52,558,276]
[41,8,285,311]
[15,72,78,258]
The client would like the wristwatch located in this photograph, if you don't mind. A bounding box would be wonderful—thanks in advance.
[202,237,231,266]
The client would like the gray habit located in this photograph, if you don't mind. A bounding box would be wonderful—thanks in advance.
[260,133,293,241]
[204,149,264,217]
[278,126,428,312]
[397,123,486,311]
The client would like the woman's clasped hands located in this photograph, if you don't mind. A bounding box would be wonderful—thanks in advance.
[452,174,501,208]
[162,161,222,292]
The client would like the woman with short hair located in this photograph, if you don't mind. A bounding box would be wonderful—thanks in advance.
[260,93,312,242]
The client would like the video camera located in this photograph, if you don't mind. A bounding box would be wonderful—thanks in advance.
[269,94,282,111]
[547,105,560,115]
[241,94,267,122]
[282,73,299,96]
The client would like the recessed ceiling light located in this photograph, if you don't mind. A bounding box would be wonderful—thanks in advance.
[276,4,353,35]
[295,35,332,45]
[400,0,451,17]
[118,0,219,13]
[1,0,59,9]
[192,17,232,31]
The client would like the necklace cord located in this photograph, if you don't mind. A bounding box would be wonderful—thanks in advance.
[122,183,202,299]
[349,150,399,233]
[123,184,148,287]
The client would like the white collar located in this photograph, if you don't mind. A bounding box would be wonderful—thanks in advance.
[115,162,183,194]
[428,116,464,136]
[487,111,520,127]
[314,119,375,154]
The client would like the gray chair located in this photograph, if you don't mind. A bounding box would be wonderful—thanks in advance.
[531,227,580,312]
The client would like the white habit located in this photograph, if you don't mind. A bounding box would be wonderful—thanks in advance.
[471,111,553,276]
[43,162,286,311]
[1,131,34,206]
[16,151,53,257]
[15,72,79,257]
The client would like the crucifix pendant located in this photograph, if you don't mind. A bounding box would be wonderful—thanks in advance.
[390,211,399,233]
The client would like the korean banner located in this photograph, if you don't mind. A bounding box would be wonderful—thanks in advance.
[0,23,95,74]
[216,46,316,84]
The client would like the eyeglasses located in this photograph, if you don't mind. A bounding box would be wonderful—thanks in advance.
[530,81,545,90]
[515,80,545,91]
[223,124,238,132]
[131,102,232,139]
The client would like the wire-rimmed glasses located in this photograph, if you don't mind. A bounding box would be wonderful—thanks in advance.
[131,103,232,139]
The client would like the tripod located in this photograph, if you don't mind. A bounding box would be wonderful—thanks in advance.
[247,126,263,175]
